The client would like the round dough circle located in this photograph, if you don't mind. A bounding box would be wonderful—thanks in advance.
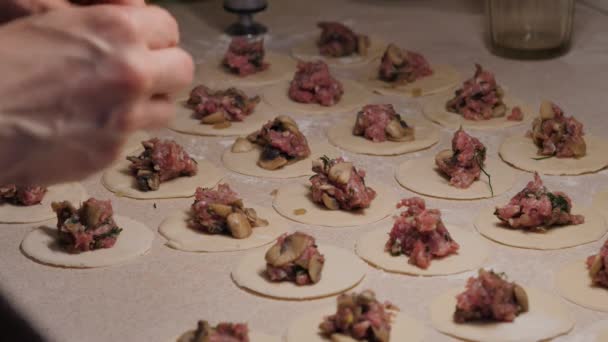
[169,101,276,137]
[21,216,154,268]
[262,80,371,115]
[231,244,366,300]
[286,307,424,342]
[327,117,440,155]
[102,158,223,200]
[222,141,338,179]
[176,330,279,342]
[361,64,461,97]
[430,287,573,342]
[0,183,87,224]
[159,205,288,252]
[593,190,608,221]
[422,93,532,130]
[395,157,516,200]
[556,260,608,312]
[598,325,608,342]
[273,182,396,227]
[356,226,489,276]
[500,135,608,175]
[196,52,296,87]
[291,35,386,68]
[475,207,606,250]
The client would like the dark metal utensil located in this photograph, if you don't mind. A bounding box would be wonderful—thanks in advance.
[224,0,268,36]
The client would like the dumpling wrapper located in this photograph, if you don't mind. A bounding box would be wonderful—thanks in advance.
[175,330,280,342]
[327,117,440,155]
[21,216,154,268]
[222,141,338,179]
[120,131,151,157]
[430,287,573,342]
[500,135,608,175]
[273,182,396,227]
[286,307,424,342]
[0,183,87,224]
[556,260,608,312]
[291,35,386,68]
[262,80,371,115]
[231,245,366,300]
[169,101,276,137]
[422,93,532,130]
[593,190,608,222]
[475,207,606,250]
[159,205,288,252]
[195,52,296,87]
[356,226,489,276]
[360,63,461,97]
[395,157,517,200]
[102,158,223,200]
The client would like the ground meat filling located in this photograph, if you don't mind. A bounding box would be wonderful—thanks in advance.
[288,61,344,106]
[385,197,459,269]
[0,185,47,206]
[127,139,198,192]
[52,198,122,253]
[179,320,249,342]
[187,85,261,125]
[310,156,376,211]
[587,239,608,288]
[435,129,486,189]
[319,290,395,342]
[189,184,268,239]
[454,269,529,323]
[378,44,433,84]
[352,104,414,142]
[264,232,325,285]
[222,37,268,77]
[494,172,584,231]
[317,21,370,57]
[529,101,586,158]
[245,116,311,170]
[446,64,521,121]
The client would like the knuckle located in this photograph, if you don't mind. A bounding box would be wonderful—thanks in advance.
[86,6,138,42]
[109,55,149,95]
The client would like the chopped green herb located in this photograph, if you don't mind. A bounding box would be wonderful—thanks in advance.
[532,154,555,161]
[475,148,493,196]
[547,192,570,212]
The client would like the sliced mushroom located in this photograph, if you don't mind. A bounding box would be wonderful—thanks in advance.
[136,169,160,191]
[371,326,390,342]
[209,203,233,218]
[589,255,604,278]
[492,104,507,118]
[386,119,414,142]
[81,201,104,227]
[385,44,404,65]
[276,115,300,134]
[539,101,555,120]
[201,111,226,124]
[226,212,252,239]
[213,121,232,129]
[231,137,254,153]
[513,284,529,313]
[265,233,310,266]
[434,149,454,165]
[496,86,505,99]
[308,253,324,283]
[357,35,370,56]
[322,193,340,210]
[258,156,289,170]
[328,162,353,184]
[330,334,358,342]
[569,138,587,157]
[244,207,269,227]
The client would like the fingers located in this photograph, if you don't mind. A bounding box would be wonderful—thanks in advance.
[119,98,175,131]
[125,5,180,49]
[133,47,194,96]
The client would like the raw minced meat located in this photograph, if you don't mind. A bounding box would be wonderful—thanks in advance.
[317,22,370,57]
[435,129,486,189]
[179,320,249,342]
[587,239,608,288]
[352,104,414,142]
[0,185,47,206]
[529,101,586,158]
[288,61,343,106]
[378,44,432,84]
[264,232,325,285]
[187,85,260,123]
[222,37,268,76]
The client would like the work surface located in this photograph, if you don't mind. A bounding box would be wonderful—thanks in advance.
[2,0,608,341]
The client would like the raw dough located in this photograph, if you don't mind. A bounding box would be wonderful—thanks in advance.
[598,325,608,342]
[422,93,532,130]
[159,205,288,252]
[195,52,296,87]
[21,216,154,268]
[475,207,606,250]
[102,158,223,200]
[291,35,386,68]
[286,307,424,342]
[120,131,151,157]
[273,182,396,227]
[231,245,366,300]
[361,64,461,97]
[593,190,608,221]
[176,330,279,342]
[0,183,87,224]
[327,117,440,155]
[395,157,516,200]
[169,101,276,137]
[222,141,337,179]
[556,260,608,312]
[356,226,489,276]
[262,80,371,115]
[430,287,573,342]
[499,135,608,175]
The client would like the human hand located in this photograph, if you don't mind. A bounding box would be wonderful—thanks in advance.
[0,5,193,185]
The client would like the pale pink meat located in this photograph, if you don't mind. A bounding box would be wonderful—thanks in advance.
[222,37,268,77]
[317,22,368,57]
[0,185,47,206]
[435,129,486,188]
[288,61,343,106]
[378,46,433,84]
[187,85,260,122]
[529,102,586,158]
[587,239,608,288]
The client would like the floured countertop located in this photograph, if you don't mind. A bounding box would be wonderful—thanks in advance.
[1,0,608,341]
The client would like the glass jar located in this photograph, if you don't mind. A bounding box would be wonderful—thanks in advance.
[487,0,575,58]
